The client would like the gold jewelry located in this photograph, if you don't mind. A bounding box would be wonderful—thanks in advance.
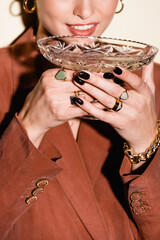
[115,0,124,14]
[119,89,129,101]
[90,99,98,103]
[74,91,81,97]
[23,0,36,14]
[124,120,160,164]
[104,98,123,112]
[9,0,22,16]
[55,70,67,81]
[70,91,86,105]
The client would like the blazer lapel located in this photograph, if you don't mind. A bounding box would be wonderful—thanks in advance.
[44,121,110,240]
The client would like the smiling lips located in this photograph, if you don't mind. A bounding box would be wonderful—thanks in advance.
[67,23,98,36]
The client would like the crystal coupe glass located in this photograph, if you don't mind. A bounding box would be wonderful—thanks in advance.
[37,36,158,72]
[37,36,158,119]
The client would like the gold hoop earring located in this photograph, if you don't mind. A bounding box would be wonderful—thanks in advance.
[23,0,36,14]
[115,0,124,14]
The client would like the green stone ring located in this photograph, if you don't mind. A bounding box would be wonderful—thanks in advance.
[119,90,129,101]
[55,70,66,80]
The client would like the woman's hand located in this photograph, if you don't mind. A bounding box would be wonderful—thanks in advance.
[18,68,88,147]
[72,63,158,160]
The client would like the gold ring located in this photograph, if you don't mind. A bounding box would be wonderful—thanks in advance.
[74,91,81,97]
[104,98,123,112]
[90,99,98,103]
[70,91,86,105]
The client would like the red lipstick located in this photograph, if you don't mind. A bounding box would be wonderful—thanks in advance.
[67,23,98,36]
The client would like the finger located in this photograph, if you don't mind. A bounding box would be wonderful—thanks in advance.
[43,71,83,95]
[67,105,89,119]
[142,62,155,95]
[42,68,77,91]
[45,68,75,81]
[73,80,115,108]
[113,67,146,92]
[74,71,124,98]
[50,94,89,120]
[73,74,126,108]
[71,96,121,124]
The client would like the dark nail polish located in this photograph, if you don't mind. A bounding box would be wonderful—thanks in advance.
[114,67,123,75]
[114,77,124,85]
[103,72,114,79]
[79,71,90,80]
[70,96,76,105]
[72,97,84,105]
[73,76,85,85]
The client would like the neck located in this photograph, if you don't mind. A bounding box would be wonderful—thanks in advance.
[68,118,81,140]
[36,24,51,41]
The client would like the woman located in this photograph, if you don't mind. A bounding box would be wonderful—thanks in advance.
[0,0,160,239]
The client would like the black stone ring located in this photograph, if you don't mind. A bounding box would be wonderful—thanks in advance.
[103,98,123,112]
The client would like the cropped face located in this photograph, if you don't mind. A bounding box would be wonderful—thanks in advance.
[36,0,118,38]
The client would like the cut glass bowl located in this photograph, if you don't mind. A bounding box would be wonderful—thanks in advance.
[37,36,158,72]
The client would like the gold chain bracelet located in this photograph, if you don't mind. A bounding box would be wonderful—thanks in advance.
[123,120,160,164]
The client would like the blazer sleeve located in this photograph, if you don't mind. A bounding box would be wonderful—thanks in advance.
[0,115,62,238]
[0,46,62,238]
[120,63,160,239]
[120,149,160,239]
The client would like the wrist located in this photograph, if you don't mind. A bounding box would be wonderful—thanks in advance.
[124,120,160,167]
[128,130,158,154]
[17,112,48,148]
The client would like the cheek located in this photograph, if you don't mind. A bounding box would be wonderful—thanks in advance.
[37,1,68,25]
[98,2,117,27]
[37,0,71,18]
[100,1,117,18]
[37,2,68,35]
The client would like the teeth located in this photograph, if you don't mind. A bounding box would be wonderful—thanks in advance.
[71,24,94,30]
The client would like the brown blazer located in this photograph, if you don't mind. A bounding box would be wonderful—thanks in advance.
[0,28,160,240]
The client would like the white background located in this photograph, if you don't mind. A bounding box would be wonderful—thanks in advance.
[0,0,160,62]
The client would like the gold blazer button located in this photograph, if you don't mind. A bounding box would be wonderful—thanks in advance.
[25,195,38,204]
[36,179,49,188]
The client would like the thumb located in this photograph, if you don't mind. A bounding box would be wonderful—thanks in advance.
[142,62,155,94]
